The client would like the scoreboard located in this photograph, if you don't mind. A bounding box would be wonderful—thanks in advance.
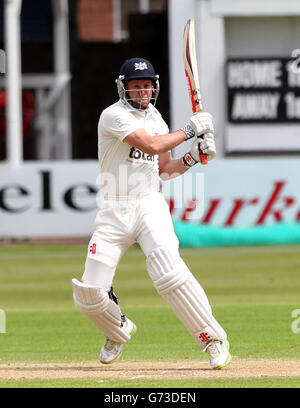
[227,56,300,123]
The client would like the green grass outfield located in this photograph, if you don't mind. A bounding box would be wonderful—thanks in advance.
[0,243,299,388]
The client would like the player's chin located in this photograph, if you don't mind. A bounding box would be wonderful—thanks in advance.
[131,98,151,110]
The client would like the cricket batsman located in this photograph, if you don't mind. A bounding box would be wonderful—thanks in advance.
[72,57,231,370]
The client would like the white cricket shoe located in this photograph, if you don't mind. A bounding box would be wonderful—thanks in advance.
[99,318,137,364]
[206,340,232,370]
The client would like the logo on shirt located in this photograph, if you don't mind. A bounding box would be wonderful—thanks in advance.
[115,117,125,129]
[134,62,148,71]
[129,147,155,162]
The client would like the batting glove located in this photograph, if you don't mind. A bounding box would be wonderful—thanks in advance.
[190,112,214,136]
[180,124,195,141]
[182,139,204,167]
[198,132,216,161]
[182,134,216,167]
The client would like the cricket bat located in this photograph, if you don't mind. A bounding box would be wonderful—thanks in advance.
[183,18,208,165]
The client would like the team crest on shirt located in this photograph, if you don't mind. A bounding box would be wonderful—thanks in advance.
[115,117,125,128]
[134,62,148,71]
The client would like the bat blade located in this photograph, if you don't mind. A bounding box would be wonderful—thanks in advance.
[183,18,207,165]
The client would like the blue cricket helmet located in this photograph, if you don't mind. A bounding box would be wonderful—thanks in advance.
[119,57,158,83]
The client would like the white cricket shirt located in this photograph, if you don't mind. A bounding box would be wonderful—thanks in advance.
[98,100,169,198]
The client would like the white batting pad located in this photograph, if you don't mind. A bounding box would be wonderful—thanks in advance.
[147,248,227,350]
[72,278,132,344]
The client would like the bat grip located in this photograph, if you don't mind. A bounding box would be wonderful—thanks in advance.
[200,153,208,165]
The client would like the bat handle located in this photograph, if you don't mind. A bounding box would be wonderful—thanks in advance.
[200,153,208,165]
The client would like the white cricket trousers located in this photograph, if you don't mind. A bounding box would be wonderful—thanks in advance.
[81,191,228,349]
[82,192,179,289]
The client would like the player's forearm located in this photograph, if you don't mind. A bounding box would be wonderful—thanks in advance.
[150,130,187,154]
[124,129,186,155]
[159,158,188,180]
